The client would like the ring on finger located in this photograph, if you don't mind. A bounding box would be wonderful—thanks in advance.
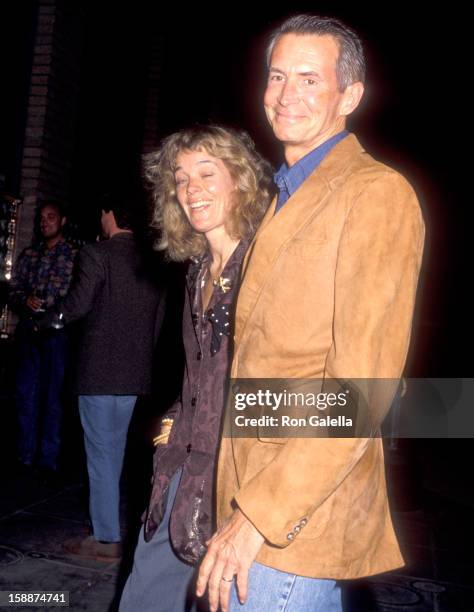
[221,576,234,583]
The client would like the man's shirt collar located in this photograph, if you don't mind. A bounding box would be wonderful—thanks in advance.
[274,130,349,212]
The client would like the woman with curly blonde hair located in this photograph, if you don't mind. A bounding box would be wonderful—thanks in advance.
[119,125,272,612]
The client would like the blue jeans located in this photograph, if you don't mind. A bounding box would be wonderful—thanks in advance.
[119,468,197,612]
[15,321,68,470]
[228,562,342,611]
[78,395,137,542]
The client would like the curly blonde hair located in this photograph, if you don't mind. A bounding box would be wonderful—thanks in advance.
[144,125,273,261]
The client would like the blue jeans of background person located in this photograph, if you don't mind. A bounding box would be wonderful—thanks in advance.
[119,468,197,612]
[15,320,68,470]
[229,562,341,611]
[78,395,137,543]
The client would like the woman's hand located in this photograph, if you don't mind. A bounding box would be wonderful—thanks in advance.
[196,509,264,612]
[152,418,174,446]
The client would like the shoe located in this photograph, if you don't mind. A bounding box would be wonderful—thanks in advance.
[63,535,122,561]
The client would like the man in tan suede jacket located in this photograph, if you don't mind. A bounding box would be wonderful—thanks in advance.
[197,14,425,612]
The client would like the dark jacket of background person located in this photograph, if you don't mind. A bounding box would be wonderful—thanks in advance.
[144,240,248,564]
[60,232,164,395]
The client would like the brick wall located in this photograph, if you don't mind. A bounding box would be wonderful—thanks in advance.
[16,0,83,257]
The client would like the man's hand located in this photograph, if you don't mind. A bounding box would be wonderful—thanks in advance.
[196,508,264,612]
[26,295,44,312]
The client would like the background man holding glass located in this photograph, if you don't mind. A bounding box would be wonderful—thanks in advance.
[9,200,76,480]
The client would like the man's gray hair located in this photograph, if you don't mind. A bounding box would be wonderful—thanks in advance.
[266,14,366,91]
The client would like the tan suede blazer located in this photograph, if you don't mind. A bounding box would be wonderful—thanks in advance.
[216,134,425,579]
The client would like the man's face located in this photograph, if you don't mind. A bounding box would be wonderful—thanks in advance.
[264,33,359,164]
[40,205,64,241]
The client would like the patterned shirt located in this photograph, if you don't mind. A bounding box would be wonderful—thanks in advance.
[9,240,77,315]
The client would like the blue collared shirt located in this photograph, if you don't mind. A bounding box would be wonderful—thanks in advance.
[274,130,349,213]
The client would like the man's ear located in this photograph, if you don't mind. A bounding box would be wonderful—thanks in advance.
[339,81,364,117]
[61,217,67,227]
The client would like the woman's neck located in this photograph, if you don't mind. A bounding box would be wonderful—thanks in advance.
[201,231,239,312]
[206,231,239,277]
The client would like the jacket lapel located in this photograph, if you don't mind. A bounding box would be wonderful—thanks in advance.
[235,134,365,347]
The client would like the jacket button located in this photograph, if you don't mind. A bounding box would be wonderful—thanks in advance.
[286,532,295,541]
[197,351,202,360]
[300,518,308,527]
[186,443,192,453]
[191,397,196,406]
[294,525,301,534]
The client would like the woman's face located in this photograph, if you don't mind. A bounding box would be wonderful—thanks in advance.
[174,149,236,240]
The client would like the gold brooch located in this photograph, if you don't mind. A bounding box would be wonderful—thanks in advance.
[212,276,231,293]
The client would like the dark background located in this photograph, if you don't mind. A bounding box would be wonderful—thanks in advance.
[2,2,469,377]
